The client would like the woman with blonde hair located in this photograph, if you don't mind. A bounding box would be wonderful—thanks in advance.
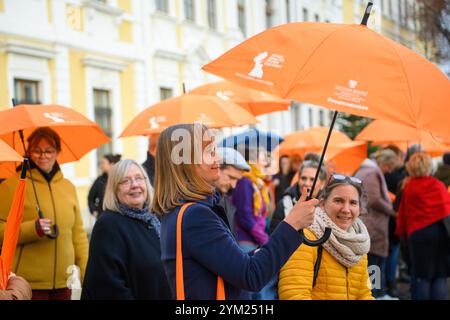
[396,152,450,300]
[82,159,171,299]
[153,124,319,300]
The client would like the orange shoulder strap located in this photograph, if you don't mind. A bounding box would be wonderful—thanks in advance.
[176,202,226,300]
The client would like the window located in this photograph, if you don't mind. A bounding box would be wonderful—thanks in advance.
[207,0,217,30]
[14,79,41,104]
[302,8,308,21]
[265,0,274,28]
[155,0,168,13]
[184,0,195,21]
[286,0,290,22]
[319,110,325,126]
[93,89,113,170]
[238,0,246,36]
[314,14,320,22]
[308,108,313,127]
[159,87,173,101]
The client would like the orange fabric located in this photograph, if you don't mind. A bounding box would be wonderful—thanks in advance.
[120,94,258,138]
[277,127,367,176]
[0,104,110,179]
[176,203,225,300]
[203,22,450,141]
[0,173,26,290]
[356,119,450,157]
[189,80,290,116]
[0,140,23,180]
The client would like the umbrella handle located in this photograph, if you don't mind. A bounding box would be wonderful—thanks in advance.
[299,227,332,247]
[46,224,59,240]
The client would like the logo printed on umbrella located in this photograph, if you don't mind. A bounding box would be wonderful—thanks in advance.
[328,80,369,111]
[148,116,167,129]
[349,80,358,89]
[44,112,65,123]
[248,51,269,78]
[216,91,232,100]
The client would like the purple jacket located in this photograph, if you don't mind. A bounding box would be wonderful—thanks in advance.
[231,177,269,246]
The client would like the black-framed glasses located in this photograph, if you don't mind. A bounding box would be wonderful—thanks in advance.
[327,174,362,186]
[30,148,57,158]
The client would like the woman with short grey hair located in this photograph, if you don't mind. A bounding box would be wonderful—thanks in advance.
[81,159,172,299]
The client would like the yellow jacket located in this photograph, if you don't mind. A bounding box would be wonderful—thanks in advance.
[0,168,88,290]
[279,229,374,300]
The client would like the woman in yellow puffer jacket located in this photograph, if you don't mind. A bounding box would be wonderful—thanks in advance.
[0,127,88,300]
[279,174,374,300]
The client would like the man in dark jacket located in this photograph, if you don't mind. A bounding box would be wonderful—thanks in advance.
[435,152,450,188]
[269,160,327,234]
[214,147,250,238]
[142,133,159,186]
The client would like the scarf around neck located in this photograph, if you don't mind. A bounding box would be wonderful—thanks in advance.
[308,207,370,268]
[118,202,161,237]
[242,163,270,217]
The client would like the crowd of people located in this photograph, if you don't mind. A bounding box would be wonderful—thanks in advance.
[0,124,449,300]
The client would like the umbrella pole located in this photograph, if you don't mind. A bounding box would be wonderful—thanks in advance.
[11,99,59,239]
[299,1,374,247]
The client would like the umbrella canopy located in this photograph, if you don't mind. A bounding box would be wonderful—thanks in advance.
[0,104,110,178]
[220,128,284,153]
[203,22,450,140]
[277,127,367,175]
[279,126,351,155]
[355,119,450,157]
[0,140,23,162]
[119,94,259,137]
[0,161,27,290]
[189,80,290,116]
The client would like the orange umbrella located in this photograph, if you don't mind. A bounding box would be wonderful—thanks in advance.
[0,140,23,180]
[120,94,258,137]
[203,23,450,140]
[0,104,110,178]
[278,127,367,175]
[189,80,290,116]
[355,119,450,157]
[0,161,27,290]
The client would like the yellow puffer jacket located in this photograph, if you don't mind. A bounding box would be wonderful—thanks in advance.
[0,168,88,290]
[279,229,374,300]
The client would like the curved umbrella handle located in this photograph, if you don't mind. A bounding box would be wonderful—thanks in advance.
[46,224,59,239]
[299,227,332,247]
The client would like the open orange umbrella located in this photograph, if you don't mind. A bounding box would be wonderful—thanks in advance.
[203,19,450,140]
[355,119,450,157]
[189,80,290,116]
[119,94,258,137]
[0,160,27,290]
[0,104,110,178]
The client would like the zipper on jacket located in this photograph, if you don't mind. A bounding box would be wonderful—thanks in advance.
[346,267,350,300]
[48,182,58,290]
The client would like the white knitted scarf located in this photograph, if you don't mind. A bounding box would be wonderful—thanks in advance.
[308,207,371,268]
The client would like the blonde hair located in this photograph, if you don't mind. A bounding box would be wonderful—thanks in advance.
[375,149,398,167]
[152,124,216,215]
[103,159,153,212]
[406,152,433,178]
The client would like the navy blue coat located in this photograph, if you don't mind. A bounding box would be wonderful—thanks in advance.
[160,193,303,300]
[81,210,172,300]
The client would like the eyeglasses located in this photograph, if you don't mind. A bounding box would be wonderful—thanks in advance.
[328,174,362,186]
[30,148,57,158]
[119,176,146,187]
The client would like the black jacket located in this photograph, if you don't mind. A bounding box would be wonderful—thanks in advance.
[81,210,172,300]
[269,183,301,235]
[87,173,108,217]
[142,152,155,186]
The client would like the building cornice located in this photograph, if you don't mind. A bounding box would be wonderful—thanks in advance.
[82,55,128,72]
[1,40,56,59]
[153,49,187,62]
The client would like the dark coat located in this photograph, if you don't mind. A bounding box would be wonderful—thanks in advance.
[87,173,108,217]
[269,183,300,235]
[160,193,303,300]
[142,152,155,186]
[81,210,172,300]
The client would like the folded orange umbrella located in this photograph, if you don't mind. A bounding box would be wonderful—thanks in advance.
[356,119,450,157]
[203,22,450,141]
[120,94,259,137]
[0,104,110,179]
[0,161,27,290]
[189,80,290,116]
